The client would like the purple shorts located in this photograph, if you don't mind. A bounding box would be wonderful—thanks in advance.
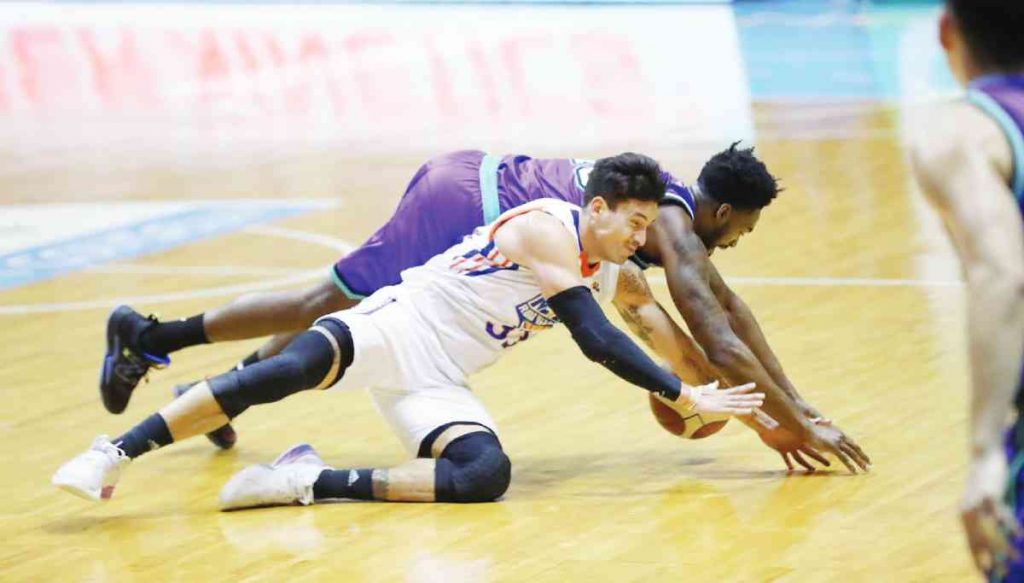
[332,150,491,298]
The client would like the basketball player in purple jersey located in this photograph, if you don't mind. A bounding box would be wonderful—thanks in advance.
[911,1,1024,579]
[100,145,869,473]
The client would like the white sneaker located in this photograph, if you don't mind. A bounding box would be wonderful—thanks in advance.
[219,444,329,511]
[270,443,328,468]
[52,435,130,501]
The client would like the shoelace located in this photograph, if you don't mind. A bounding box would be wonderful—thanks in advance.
[113,349,167,385]
[95,438,129,462]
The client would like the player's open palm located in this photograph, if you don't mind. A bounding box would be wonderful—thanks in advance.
[806,423,871,474]
[679,381,764,417]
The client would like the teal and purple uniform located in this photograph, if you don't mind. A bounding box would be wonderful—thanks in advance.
[969,74,1024,582]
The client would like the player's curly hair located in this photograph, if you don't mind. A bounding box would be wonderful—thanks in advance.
[947,0,1024,71]
[697,141,780,211]
[584,152,666,209]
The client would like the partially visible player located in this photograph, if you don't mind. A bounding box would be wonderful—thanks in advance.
[54,154,764,508]
[100,145,865,470]
[910,0,1024,578]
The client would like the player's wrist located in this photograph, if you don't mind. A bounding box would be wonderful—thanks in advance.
[793,417,818,439]
[672,383,698,411]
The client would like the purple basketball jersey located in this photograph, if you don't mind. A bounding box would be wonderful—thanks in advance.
[968,75,1024,204]
[332,151,695,299]
[495,155,696,218]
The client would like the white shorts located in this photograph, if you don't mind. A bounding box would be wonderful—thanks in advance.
[316,288,499,456]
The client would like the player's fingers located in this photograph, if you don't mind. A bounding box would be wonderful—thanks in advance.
[721,395,763,409]
[830,446,857,474]
[721,383,757,395]
[732,395,765,407]
[972,544,992,575]
[734,396,765,409]
[986,500,1021,560]
[841,442,869,472]
[780,452,794,472]
[799,446,830,467]
[844,438,872,465]
[965,534,984,573]
[791,450,816,472]
[963,512,992,573]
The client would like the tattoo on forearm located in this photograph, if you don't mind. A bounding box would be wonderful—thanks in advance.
[616,265,659,348]
[616,303,655,346]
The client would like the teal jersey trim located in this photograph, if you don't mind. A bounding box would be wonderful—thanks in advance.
[479,154,502,225]
[967,89,1024,199]
[331,267,367,300]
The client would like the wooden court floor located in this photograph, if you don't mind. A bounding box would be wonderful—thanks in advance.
[0,105,978,581]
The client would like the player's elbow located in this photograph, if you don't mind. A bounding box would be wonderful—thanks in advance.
[575,332,613,364]
[968,262,1024,296]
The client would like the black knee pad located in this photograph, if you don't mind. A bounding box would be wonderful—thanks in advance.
[434,431,511,503]
[209,319,354,419]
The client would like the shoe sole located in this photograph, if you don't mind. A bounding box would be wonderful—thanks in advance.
[99,306,131,414]
[173,383,237,450]
[272,444,319,467]
[53,480,106,502]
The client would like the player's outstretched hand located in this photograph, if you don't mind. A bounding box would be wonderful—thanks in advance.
[754,418,831,472]
[671,381,765,417]
[805,423,871,474]
[962,447,1022,577]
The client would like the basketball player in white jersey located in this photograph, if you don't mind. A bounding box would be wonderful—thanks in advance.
[52,153,764,508]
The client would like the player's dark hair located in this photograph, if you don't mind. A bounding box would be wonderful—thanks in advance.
[947,0,1024,71]
[697,141,780,211]
[584,152,666,209]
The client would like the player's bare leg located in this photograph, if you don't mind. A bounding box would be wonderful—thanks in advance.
[100,276,354,412]
[203,277,355,342]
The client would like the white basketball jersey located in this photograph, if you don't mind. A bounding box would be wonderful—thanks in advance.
[394,199,620,376]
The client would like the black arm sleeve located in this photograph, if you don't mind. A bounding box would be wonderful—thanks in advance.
[548,286,682,401]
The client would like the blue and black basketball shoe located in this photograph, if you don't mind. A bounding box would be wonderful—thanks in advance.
[99,306,170,414]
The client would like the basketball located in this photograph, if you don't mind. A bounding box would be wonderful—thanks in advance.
[648,393,729,440]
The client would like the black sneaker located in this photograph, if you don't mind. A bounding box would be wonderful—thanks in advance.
[173,382,237,450]
[99,306,170,414]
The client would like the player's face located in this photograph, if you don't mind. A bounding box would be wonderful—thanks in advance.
[701,205,760,256]
[590,197,659,264]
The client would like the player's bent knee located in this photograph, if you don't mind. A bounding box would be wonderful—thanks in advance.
[435,431,511,503]
[209,320,353,419]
